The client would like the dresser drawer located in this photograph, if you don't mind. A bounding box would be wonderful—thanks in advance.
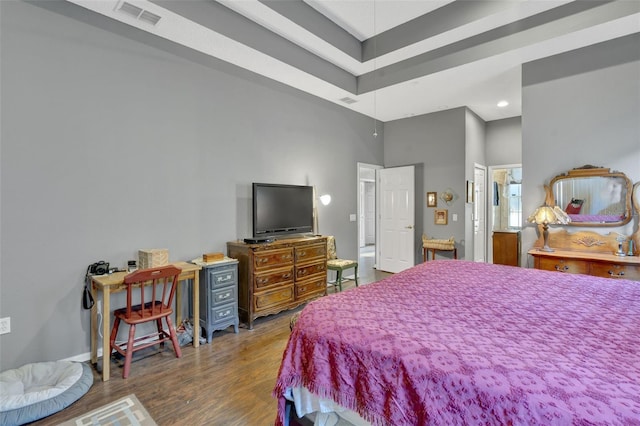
[210,285,237,306]
[254,267,294,290]
[295,277,326,299]
[209,302,236,325]
[253,248,294,270]
[590,263,640,280]
[296,261,326,280]
[254,285,294,311]
[207,267,237,289]
[295,243,326,263]
[537,257,589,274]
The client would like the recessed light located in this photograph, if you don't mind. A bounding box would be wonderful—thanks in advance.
[497,100,509,108]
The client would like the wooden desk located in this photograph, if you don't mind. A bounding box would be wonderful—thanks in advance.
[90,261,202,381]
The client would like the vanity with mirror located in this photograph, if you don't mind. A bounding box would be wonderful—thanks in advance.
[529,165,640,280]
[550,165,632,226]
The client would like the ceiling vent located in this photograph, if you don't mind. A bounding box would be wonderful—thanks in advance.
[339,97,358,105]
[115,1,162,26]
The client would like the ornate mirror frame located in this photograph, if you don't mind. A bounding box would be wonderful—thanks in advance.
[550,165,633,227]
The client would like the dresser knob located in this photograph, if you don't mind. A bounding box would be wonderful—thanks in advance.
[555,265,569,272]
[608,270,625,278]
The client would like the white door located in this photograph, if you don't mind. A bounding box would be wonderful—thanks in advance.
[473,165,487,262]
[359,181,366,247]
[378,166,415,273]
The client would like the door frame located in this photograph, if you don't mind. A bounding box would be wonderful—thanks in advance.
[473,163,487,262]
[487,163,522,263]
[357,163,383,267]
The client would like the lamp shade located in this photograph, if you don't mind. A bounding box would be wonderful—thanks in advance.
[527,205,571,225]
[319,194,332,206]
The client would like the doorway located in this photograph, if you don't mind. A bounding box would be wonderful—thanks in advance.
[487,164,522,263]
[473,164,487,262]
[357,163,383,274]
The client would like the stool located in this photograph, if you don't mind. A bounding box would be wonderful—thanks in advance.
[422,235,456,262]
[423,247,458,261]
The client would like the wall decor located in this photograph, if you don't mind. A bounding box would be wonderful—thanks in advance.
[440,189,455,205]
[427,192,437,207]
[466,180,474,203]
[435,209,448,225]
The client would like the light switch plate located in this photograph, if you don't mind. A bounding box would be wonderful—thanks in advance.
[349,214,357,222]
[0,317,11,335]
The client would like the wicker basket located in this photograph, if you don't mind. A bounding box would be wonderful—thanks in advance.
[422,235,455,250]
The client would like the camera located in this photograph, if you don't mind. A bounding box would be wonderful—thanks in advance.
[89,261,110,275]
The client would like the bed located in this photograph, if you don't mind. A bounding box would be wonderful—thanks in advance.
[273,260,640,425]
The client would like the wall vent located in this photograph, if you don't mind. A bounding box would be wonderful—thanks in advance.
[115,1,162,26]
[339,97,358,105]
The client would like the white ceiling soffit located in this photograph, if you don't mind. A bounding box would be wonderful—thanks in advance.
[66,0,640,122]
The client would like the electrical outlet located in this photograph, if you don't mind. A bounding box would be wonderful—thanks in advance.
[0,317,11,335]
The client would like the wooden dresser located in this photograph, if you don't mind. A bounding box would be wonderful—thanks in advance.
[528,229,640,280]
[493,230,521,266]
[227,236,327,329]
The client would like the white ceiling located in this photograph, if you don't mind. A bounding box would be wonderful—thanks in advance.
[68,0,640,122]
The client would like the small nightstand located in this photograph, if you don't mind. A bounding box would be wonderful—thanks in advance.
[199,259,239,343]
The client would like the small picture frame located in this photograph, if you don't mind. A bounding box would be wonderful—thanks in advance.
[427,192,437,208]
[466,180,474,203]
[435,209,448,225]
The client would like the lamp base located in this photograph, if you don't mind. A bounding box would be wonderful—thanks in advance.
[539,246,555,252]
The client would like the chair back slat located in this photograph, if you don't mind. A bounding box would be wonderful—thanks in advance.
[123,265,182,320]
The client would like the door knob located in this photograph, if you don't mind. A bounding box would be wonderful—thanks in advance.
[405,225,413,229]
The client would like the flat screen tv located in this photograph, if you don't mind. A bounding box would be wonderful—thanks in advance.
[252,183,314,238]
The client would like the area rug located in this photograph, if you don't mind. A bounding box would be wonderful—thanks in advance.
[58,394,156,426]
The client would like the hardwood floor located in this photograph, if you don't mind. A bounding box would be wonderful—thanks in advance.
[31,266,391,426]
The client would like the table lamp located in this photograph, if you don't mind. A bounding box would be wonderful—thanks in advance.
[527,204,571,252]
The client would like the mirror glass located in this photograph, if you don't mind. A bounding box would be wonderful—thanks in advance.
[551,167,632,226]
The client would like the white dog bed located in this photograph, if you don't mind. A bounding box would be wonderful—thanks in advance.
[0,361,93,425]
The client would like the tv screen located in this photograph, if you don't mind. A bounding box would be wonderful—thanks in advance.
[253,183,314,238]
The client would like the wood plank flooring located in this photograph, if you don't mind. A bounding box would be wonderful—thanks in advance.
[31,268,390,426]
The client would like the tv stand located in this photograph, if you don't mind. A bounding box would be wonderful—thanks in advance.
[228,236,328,329]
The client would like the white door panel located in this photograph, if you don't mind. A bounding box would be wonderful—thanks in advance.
[378,166,415,273]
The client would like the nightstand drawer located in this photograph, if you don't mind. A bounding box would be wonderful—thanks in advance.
[537,257,589,274]
[209,303,236,324]
[210,285,237,306]
[590,263,640,280]
[207,267,237,289]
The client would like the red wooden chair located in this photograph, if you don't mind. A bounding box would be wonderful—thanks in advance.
[109,265,182,378]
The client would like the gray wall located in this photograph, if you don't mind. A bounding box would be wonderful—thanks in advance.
[521,33,640,266]
[486,117,522,166]
[0,1,383,369]
[384,108,467,259]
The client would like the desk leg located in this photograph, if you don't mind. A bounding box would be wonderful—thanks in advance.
[102,288,111,381]
[193,273,200,348]
[176,284,183,326]
[90,282,98,365]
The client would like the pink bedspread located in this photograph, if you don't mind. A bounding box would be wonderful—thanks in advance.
[274,260,640,425]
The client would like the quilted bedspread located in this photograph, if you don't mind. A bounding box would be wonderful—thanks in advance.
[274,260,640,425]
